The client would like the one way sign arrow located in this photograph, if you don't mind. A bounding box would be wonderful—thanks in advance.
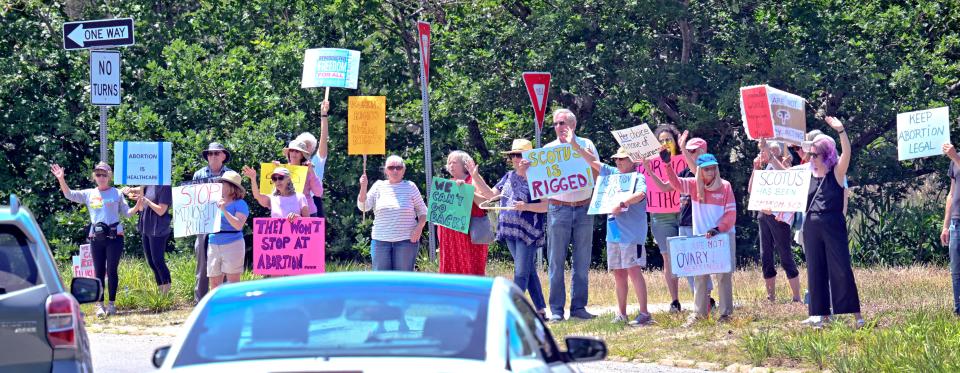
[62,18,135,50]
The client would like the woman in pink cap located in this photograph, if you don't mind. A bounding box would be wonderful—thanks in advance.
[243,165,309,223]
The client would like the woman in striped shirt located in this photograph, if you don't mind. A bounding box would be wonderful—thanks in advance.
[357,155,428,271]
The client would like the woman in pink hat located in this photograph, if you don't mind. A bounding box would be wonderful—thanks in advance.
[243,165,308,223]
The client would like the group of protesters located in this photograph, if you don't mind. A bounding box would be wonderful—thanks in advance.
[51,100,960,329]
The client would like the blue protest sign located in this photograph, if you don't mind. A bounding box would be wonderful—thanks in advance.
[113,141,172,185]
[301,48,361,89]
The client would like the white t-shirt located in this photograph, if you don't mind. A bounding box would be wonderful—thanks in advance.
[545,136,598,202]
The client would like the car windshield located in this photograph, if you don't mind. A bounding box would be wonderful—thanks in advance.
[0,226,41,294]
[173,285,488,367]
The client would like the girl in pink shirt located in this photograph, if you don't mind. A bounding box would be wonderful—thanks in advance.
[243,166,309,222]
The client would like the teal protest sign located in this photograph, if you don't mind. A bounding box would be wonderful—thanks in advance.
[300,48,361,89]
[113,141,172,185]
[588,172,638,215]
[428,177,475,233]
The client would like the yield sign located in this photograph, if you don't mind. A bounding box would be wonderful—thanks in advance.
[522,72,551,129]
[62,18,135,50]
[416,21,431,86]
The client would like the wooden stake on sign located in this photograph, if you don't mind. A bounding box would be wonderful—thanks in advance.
[324,86,330,102]
[362,155,367,221]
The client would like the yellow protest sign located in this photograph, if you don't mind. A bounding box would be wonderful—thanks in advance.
[348,96,386,155]
[259,163,309,195]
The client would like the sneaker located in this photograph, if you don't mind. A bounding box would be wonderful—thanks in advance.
[854,318,866,329]
[548,314,564,323]
[801,316,824,328]
[610,314,628,324]
[569,309,597,320]
[94,303,106,318]
[537,309,547,321]
[682,313,701,328]
[669,300,682,313]
[629,312,653,326]
[106,303,117,316]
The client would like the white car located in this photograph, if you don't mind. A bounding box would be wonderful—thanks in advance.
[153,272,606,372]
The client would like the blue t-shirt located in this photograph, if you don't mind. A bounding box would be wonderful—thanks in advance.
[311,154,327,182]
[209,200,249,245]
[599,164,648,244]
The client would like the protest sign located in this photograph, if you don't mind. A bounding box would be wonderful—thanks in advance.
[71,244,94,278]
[113,141,172,185]
[172,183,222,238]
[588,172,638,215]
[523,144,594,200]
[259,163,309,195]
[253,218,325,276]
[641,155,687,213]
[348,96,386,155]
[668,233,734,277]
[740,85,806,144]
[427,177,475,233]
[747,169,812,212]
[611,124,661,162]
[301,48,361,89]
[897,106,950,161]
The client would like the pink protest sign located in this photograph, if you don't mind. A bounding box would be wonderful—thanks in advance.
[642,155,688,213]
[72,244,94,278]
[253,217,325,276]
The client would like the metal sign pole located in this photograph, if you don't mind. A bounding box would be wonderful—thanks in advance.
[418,32,436,262]
[535,125,543,270]
[99,106,108,163]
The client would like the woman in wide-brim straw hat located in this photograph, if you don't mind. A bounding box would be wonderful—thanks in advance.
[469,139,549,319]
[279,139,324,218]
[207,171,249,289]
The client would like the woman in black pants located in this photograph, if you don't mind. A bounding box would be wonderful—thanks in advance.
[802,116,864,328]
[52,162,132,317]
[124,185,173,294]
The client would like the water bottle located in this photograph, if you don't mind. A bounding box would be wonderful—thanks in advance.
[804,290,810,305]
[607,216,621,242]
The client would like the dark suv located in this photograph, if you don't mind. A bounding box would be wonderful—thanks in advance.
[0,195,102,372]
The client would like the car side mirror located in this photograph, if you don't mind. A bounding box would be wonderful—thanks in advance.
[70,277,102,304]
[565,336,607,362]
[152,345,171,368]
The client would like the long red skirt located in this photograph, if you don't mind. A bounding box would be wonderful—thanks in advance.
[437,226,488,275]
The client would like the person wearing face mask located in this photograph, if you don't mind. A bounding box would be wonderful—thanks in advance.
[436,150,489,275]
[800,117,863,328]
[51,162,133,317]
[357,155,428,271]
[645,153,737,326]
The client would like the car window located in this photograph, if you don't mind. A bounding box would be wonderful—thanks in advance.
[173,287,488,367]
[0,226,41,294]
[510,291,558,361]
[507,315,537,359]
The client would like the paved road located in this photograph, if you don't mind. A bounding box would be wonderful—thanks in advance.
[89,333,708,372]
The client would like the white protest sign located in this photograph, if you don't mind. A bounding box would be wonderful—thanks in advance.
[897,106,950,161]
[747,169,812,212]
[522,144,594,200]
[113,141,172,185]
[588,172,638,215]
[611,124,661,162]
[71,244,95,278]
[172,183,222,238]
[90,50,121,105]
[668,233,734,277]
[301,48,361,89]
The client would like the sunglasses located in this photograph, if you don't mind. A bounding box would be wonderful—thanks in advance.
[659,138,674,144]
[508,153,523,159]
[554,121,566,126]
[94,173,109,178]
[206,151,224,156]
[808,153,821,159]
[386,165,404,171]
[271,175,286,181]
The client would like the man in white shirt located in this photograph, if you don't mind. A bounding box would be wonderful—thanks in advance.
[545,108,599,321]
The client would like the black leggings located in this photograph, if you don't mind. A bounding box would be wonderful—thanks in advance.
[90,236,123,302]
[143,234,172,286]
[803,212,861,316]
[759,214,799,279]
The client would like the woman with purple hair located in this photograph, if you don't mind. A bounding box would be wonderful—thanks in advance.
[801,116,863,328]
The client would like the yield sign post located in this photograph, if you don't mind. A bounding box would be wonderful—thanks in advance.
[416,21,436,262]
[63,18,135,50]
[523,72,551,148]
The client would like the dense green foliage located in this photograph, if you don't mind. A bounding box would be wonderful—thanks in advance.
[2,0,959,265]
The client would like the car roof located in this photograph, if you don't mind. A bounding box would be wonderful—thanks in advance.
[213,272,496,298]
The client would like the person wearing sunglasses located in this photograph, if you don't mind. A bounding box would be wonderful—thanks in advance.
[281,139,324,218]
[470,139,549,319]
[51,162,132,317]
[357,155,428,271]
[191,142,234,303]
[750,140,802,303]
[243,166,309,223]
[800,116,864,328]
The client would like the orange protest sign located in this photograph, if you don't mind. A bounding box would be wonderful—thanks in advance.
[348,96,386,155]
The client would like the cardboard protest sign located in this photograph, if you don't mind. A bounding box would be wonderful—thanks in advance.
[897,106,950,161]
[588,172,638,215]
[611,124,661,162]
[172,183,222,238]
[259,163,309,195]
[71,244,94,278]
[348,96,386,155]
[641,155,687,213]
[747,169,812,212]
[301,48,361,89]
[668,233,734,277]
[253,218,325,276]
[427,177,475,233]
[113,141,172,185]
[523,144,594,200]
[740,85,806,145]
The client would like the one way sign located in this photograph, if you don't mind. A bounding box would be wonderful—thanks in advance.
[62,18,135,50]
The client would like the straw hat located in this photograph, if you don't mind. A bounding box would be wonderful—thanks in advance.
[283,140,311,158]
[218,171,244,190]
[610,147,631,159]
[500,139,534,155]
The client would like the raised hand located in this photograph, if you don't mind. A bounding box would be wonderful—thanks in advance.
[464,158,479,175]
[359,173,368,189]
[943,143,957,158]
[321,100,330,116]
[50,164,65,180]
[825,116,845,132]
[678,130,690,150]
[241,165,257,180]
